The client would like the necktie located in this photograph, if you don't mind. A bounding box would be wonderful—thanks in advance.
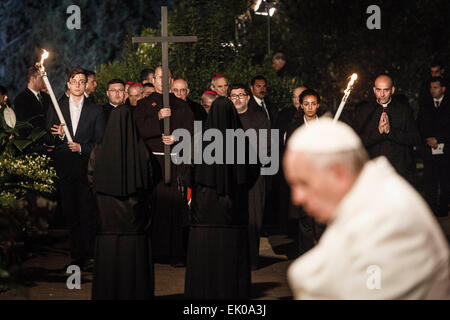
[37,92,43,106]
[435,100,440,108]
[261,101,270,120]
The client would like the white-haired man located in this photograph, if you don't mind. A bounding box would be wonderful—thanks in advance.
[284,118,450,299]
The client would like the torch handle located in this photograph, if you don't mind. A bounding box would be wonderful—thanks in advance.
[333,93,350,123]
[41,75,73,142]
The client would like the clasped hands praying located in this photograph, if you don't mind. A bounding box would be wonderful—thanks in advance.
[378,112,390,134]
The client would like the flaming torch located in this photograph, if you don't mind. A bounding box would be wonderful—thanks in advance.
[36,49,73,142]
[333,73,358,123]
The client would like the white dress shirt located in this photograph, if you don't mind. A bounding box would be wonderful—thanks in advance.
[69,95,84,135]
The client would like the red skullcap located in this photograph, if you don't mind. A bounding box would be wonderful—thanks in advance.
[211,74,225,81]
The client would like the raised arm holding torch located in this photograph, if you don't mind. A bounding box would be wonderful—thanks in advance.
[36,49,73,142]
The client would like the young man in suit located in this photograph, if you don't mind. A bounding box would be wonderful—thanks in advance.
[46,67,105,271]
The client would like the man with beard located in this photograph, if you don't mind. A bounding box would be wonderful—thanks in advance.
[229,84,270,270]
[134,66,194,267]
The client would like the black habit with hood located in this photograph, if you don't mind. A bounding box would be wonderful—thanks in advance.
[89,105,155,300]
[185,97,259,299]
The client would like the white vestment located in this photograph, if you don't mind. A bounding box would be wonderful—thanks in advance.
[288,157,450,300]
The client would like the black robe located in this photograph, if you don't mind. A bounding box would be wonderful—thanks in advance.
[185,97,258,299]
[269,106,297,232]
[238,106,270,270]
[89,105,154,300]
[187,98,207,122]
[134,92,194,262]
[353,96,420,181]
[101,103,116,123]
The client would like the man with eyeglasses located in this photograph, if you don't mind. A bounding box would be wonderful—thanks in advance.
[46,67,105,272]
[229,84,270,270]
[171,78,207,121]
[135,66,194,267]
[103,78,126,121]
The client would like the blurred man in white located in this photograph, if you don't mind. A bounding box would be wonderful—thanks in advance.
[284,118,450,299]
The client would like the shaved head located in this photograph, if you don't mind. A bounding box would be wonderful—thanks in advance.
[374,75,393,88]
[373,75,395,104]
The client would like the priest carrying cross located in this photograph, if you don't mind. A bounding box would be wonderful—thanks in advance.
[133,6,197,184]
[133,6,196,266]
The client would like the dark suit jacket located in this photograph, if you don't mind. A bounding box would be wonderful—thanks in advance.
[46,96,105,179]
[418,95,450,159]
[248,95,277,127]
[353,96,420,179]
[14,88,51,128]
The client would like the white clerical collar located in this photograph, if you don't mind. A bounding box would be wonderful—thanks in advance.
[378,98,392,108]
[253,96,264,106]
[304,115,319,126]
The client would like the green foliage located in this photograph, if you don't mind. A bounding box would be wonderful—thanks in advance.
[93,0,302,109]
[0,117,57,293]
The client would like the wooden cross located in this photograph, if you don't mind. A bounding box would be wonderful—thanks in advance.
[133,6,197,184]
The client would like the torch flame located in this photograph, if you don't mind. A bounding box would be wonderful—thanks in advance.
[40,49,49,66]
[344,73,358,94]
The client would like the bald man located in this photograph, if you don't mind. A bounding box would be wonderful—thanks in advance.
[171,78,207,121]
[353,75,420,181]
[284,118,450,299]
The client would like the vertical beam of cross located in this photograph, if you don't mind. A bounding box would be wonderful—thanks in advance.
[132,6,197,184]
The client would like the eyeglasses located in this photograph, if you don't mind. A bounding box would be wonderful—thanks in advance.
[229,93,247,100]
[172,88,187,93]
[69,80,87,86]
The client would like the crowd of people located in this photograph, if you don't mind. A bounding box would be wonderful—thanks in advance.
[1,52,449,300]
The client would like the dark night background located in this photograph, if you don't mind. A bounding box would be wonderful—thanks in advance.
[0,0,449,114]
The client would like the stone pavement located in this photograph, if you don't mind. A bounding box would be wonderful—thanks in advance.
[1,216,449,300]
